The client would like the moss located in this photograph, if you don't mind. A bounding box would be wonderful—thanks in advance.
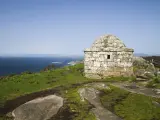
[100,85,160,120]
[146,76,160,88]
[1,63,160,119]
[100,85,129,112]
[64,87,96,120]
[104,76,135,82]
[0,115,13,120]
[115,94,160,120]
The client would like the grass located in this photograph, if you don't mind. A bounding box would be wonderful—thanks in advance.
[146,76,160,88]
[0,63,98,119]
[63,87,96,120]
[0,63,134,108]
[0,63,92,107]
[104,76,136,82]
[0,116,13,120]
[100,85,160,120]
[100,85,130,112]
[1,63,159,120]
[115,94,160,120]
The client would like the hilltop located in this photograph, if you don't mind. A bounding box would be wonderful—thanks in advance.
[0,57,159,120]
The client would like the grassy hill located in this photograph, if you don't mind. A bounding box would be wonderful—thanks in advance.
[0,63,160,120]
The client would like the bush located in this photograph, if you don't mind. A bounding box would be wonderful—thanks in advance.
[100,86,129,111]
[21,71,33,74]
[153,76,160,83]
[129,76,137,82]
[43,64,56,71]
[146,81,155,88]
[146,76,160,88]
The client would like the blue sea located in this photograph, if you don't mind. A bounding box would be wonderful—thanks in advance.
[0,56,83,76]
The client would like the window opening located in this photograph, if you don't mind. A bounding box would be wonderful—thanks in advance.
[107,55,110,59]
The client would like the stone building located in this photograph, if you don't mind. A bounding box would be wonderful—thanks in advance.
[84,34,134,79]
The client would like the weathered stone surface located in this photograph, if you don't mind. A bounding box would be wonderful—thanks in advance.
[84,34,134,79]
[152,101,160,107]
[133,56,156,79]
[154,89,160,95]
[111,83,160,98]
[78,87,121,120]
[84,82,110,90]
[12,95,63,120]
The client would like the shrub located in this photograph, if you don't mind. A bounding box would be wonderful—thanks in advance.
[21,71,32,74]
[146,81,156,88]
[153,76,160,83]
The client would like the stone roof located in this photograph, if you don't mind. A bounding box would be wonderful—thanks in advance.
[85,34,134,52]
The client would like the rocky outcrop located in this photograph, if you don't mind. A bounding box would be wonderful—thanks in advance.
[78,83,122,120]
[133,56,156,79]
[12,95,63,120]
[84,82,110,90]
[111,83,160,98]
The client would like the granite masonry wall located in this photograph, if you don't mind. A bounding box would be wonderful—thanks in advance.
[84,35,134,79]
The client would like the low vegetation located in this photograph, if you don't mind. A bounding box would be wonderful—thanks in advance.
[100,85,160,120]
[0,63,135,108]
[0,63,160,120]
[0,63,98,119]
[146,75,160,88]
[50,86,96,120]
[64,87,96,120]
[100,86,130,112]
[0,64,86,106]
[143,56,160,68]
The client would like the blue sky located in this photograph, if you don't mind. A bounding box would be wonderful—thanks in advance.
[0,0,160,55]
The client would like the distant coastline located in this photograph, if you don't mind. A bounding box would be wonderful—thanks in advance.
[0,56,83,77]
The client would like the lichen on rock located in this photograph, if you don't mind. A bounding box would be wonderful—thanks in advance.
[12,95,63,120]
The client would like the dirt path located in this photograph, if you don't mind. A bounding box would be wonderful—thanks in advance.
[111,82,160,98]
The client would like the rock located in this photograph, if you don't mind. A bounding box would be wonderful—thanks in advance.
[152,101,160,107]
[84,82,110,90]
[136,78,148,81]
[6,112,13,118]
[68,60,83,66]
[144,71,155,78]
[154,89,160,95]
[157,71,160,76]
[12,95,63,120]
[133,56,156,79]
[133,56,148,67]
[146,63,156,72]
[78,88,99,102]
[128,82,138,89]
[111,83,160,98]
[78,87,121,120]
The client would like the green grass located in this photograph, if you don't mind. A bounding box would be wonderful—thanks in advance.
[100,85,130,111]
[0,63,93,107]
[2,63,157,120]
[100,85,160,120]
[146,76,160,88]
[64,87,96,120]
[115,94,160,120]
[104,76,136,82]
[0,63,134,108]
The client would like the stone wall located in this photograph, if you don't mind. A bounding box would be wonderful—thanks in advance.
[84,51,134,79]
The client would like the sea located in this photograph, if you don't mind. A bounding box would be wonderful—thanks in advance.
[0,56,83,76]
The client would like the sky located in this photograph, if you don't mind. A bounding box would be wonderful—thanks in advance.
[0,0,160,56]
